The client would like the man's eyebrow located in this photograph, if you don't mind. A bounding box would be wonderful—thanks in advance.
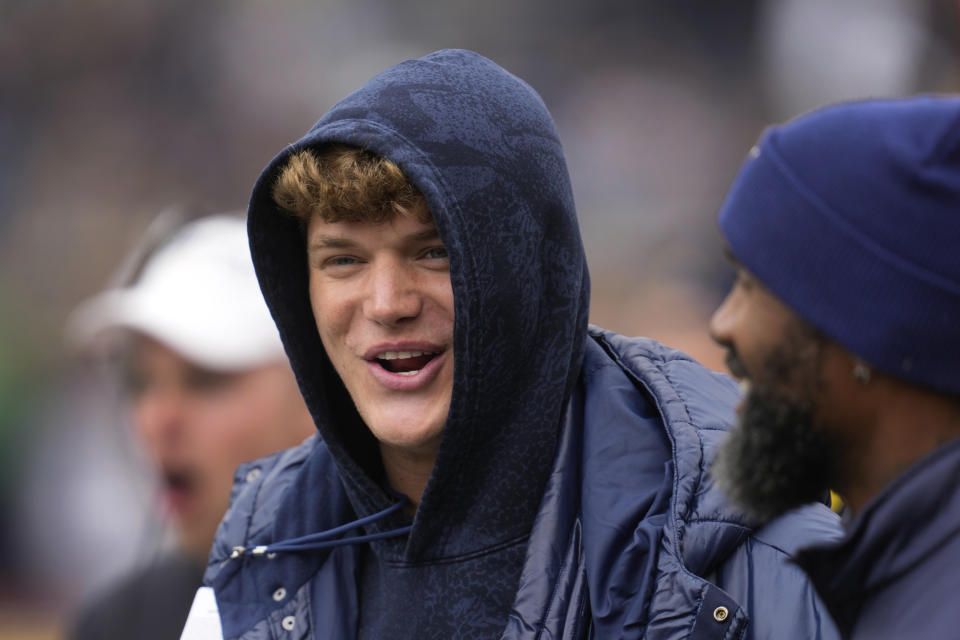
[411,227,441,242]
[307,227,442,253]
[722,245,742,267]
[308,235,356,252]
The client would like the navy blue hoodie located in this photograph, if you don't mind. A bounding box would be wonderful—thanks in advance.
[245,49,590,638]
[209,48,841,640]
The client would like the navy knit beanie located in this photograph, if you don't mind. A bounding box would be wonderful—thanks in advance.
[718,95,960,395]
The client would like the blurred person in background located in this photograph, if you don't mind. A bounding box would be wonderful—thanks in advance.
[197,49,840,640]
[64,213,315,640]
[710,95,960,639]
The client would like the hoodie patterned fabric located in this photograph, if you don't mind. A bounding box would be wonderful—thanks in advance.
[205,50,843,640]
[243,48,587,639]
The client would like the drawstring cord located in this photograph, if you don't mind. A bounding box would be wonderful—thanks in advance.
[230,499,412,559]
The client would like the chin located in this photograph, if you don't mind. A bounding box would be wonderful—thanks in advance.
[374,422,445,455]
[359,394,447,447]
[712,384,837,522]
[177,529,213,560]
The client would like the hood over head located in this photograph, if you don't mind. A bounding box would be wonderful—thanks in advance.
[247,49,590,561]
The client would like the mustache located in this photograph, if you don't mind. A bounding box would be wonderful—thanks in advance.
[725,348,750,379]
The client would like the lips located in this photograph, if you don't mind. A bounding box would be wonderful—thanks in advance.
[364,344,448,390]
[375,350,438,375]
[160,467,198,517]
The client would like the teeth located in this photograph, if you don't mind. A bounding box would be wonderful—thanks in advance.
[739,379,752,395]
[396,370,420,376]
[378,350,426,360]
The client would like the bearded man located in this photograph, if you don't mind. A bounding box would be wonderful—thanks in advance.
[710,95,960,639]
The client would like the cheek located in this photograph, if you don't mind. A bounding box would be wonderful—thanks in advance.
[228,383,305,458]
[309,282,351,358]
[129,399,175,455]
[432,276,455,318]
[190,393,264,459]
[308,273,332,330]
[421,279,455,337]
[129,403,155,441]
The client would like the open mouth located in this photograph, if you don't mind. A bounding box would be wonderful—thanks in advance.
[161,467,198,513]
[375,350,439,376]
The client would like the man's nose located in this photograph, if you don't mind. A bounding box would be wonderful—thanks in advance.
[362,261,422,326]
[709,293,736,347]
[133,382,187,446]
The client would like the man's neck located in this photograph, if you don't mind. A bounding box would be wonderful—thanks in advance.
[841,382,960,514]
[379,443,438,515]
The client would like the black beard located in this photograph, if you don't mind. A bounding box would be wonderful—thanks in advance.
[713,318,845,523]
[713,384,838,522]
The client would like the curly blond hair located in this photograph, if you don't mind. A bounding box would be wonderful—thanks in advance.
[272,145,429,224]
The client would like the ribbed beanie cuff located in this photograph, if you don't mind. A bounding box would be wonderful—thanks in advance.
[718,96,960,395]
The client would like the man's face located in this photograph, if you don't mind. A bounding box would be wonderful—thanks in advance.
[127,337,314,559]
[306,210,455,461]
[709,265,846,521]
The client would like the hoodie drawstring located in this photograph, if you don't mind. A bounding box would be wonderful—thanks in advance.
[230,499,412,558]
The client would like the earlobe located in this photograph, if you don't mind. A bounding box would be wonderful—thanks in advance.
[852,359,872,385]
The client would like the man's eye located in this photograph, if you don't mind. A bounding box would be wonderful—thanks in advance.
[183,368,238,394]
[423,247,449,260]
[325,255,359,267]
[121,369,150,398]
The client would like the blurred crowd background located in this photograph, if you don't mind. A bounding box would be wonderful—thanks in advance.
[1,0,958,637]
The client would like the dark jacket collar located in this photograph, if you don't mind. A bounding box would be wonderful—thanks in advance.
[796,436,960,635]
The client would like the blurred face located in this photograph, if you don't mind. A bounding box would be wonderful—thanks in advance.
[127,337,314,559]
[306,211,454,463]
[709,264,847,521]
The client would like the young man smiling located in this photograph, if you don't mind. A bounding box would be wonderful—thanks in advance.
[202,50,840,640]
[286,148,454,508]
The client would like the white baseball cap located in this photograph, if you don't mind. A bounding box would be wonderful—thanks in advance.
[67,214,287,371]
